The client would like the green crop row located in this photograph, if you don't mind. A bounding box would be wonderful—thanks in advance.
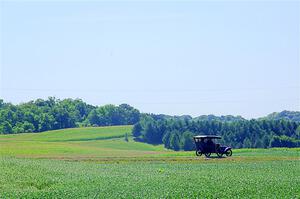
[0,156,299,198]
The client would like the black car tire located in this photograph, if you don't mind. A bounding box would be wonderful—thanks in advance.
[196,151,202,156]
[225,149,232,157]
[216,152,223,158]
[204,153,211,158]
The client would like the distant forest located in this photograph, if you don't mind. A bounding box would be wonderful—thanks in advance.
[0,98,140,134]
[0,98,299,149]
[133,117,300,150]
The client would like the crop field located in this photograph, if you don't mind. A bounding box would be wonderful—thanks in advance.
[0,126,299,198]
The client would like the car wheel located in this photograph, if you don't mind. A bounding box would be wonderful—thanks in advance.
[204,153,211,158]
[196,151,202,156]
[216,152,223,158]
[225,149,232,157]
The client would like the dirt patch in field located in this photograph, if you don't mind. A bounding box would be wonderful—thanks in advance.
[14,155,299,164]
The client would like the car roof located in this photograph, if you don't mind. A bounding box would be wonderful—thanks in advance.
[193,135,221,139]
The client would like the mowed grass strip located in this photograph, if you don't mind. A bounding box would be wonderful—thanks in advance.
[0,126,132,142]
[0,157,299,198]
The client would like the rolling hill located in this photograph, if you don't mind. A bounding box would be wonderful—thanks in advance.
[0,125,168,159]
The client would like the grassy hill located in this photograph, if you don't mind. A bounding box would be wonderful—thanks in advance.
[0,126,132,141]
[0,125,168,159]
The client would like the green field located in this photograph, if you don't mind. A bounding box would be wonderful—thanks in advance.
[0,126,166,159]
[0,126,299,198]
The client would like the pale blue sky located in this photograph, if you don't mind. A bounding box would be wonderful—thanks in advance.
[0,1,299,118]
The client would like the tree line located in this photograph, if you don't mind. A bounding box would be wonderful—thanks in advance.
[132,116,300,150]
[263,110,300,122]
[1,97,300,149]
[0,98,140,134]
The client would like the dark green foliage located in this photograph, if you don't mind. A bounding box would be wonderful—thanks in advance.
[194,114,245,122]
[84,104,140,126]
[132,123,142,138]
[12,122,24,134]
[143,122,159,144]
[162,131,172,149]
[22,121,35,133]
[181,131,195,150]
[270,135,300,147]
[0,121,13,134]
[262,110,300,122]
[169,131,181,151]
[124,133,129,142]
[243,138,252,148]
[0,98,139,134]
[132,118,300,150]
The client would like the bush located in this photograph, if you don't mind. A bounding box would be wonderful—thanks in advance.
[270,135,300,148]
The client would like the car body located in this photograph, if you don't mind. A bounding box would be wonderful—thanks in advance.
[193,135,232,158]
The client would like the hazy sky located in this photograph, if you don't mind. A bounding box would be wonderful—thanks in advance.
[0,1,299,118]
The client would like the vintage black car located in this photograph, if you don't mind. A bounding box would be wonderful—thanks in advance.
[193,135,232,158]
